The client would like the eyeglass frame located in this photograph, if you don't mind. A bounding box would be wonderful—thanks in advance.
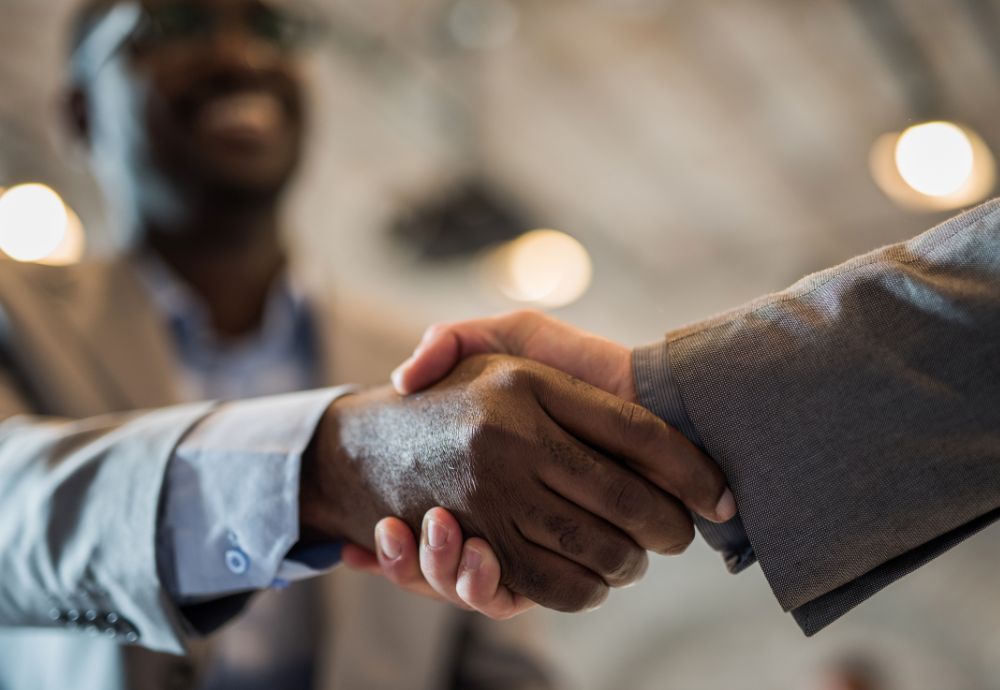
[70,0,327,86]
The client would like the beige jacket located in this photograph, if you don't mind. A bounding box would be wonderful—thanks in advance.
[0,257,552,690]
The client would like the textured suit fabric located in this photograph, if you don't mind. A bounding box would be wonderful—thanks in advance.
[0,256,555,690]
[635,198,1000,635]
[0,259,213,657]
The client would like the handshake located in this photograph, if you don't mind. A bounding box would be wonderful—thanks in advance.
[299,310,736,619]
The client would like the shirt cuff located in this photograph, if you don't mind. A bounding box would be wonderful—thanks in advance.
[272,542,345,589]
[157,386,360,604]
[632,341,757,573]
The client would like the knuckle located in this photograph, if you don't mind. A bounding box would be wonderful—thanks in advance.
[594,541,645,584]
[604,479,652,529]
[617,402,664,448]
[580,582,610,611]
[506,554,606,613]
[656,522,695,556]
[554,578,608,613]
[544,514,586,557]
[506,562,549,604]
[465,419,510,455]
[485,361,534,394]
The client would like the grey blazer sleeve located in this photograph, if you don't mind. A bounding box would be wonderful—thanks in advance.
[0,400,217,655]
[634,198,1000,635]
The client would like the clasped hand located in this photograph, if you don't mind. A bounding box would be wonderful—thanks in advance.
[315,311,735,618]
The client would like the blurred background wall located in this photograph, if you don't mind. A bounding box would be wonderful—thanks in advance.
[2,1,999,688]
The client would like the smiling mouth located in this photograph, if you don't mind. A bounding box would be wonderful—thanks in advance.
[195,91,287,144]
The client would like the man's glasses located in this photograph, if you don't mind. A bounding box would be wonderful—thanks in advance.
[129,1,324,53]
[72,1,326,84]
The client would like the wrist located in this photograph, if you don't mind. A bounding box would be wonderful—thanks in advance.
[298,387,401,551]
[299,394,358,546]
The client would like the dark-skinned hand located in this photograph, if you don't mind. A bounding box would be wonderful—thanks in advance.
[302,353,731,612]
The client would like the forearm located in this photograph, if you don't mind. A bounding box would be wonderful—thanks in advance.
[0,387,356,653]
[0,404,216,654]
[636,199,1000,633]
[159,388,356,605]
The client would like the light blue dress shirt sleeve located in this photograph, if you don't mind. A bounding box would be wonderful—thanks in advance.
[157,387,359,604]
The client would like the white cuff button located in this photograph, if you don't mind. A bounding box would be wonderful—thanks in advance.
[225,548,250,575]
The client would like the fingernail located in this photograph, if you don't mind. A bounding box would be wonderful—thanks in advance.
[421,326,441,344]
[412,338,435,359]
[460,548,483,574]
[377,527,402,561]
[714,489,737,522]
[391,359,413,392]
[426,518,449,550]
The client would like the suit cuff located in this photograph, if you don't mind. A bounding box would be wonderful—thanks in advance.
[633,341,756,573]
[157,387,359,604]
[790,507,1000,635]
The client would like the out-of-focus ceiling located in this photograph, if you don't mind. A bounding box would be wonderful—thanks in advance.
[2,0,999,340]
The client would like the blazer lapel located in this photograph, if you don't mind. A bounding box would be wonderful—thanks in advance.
[59,257,181,410]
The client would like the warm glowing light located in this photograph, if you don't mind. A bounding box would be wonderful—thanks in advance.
[895,122,975,197]
[491,229,593,308]
[870,122,996,212]
[39,209,86,266]
[0,184,70,262]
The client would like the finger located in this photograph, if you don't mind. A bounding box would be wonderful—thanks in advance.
[515,492,648,587]
[341,543,381,575]
[537,432,696,555]
[456,539,537,620]
[534,371,735,523]
[393,311,635,401]
[499,539,609,613]
[419,508,472,608]
[392,319,505,395]
[374,518,442,601]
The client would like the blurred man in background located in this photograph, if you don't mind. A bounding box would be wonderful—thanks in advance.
[0,0,732,687]
[0,1,551,688]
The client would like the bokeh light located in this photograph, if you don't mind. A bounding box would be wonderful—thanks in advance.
[0,184,85,264]
[40,208,86,266]
[489,229,593,308]
[895,122,974,197]
[869,121,996,212]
